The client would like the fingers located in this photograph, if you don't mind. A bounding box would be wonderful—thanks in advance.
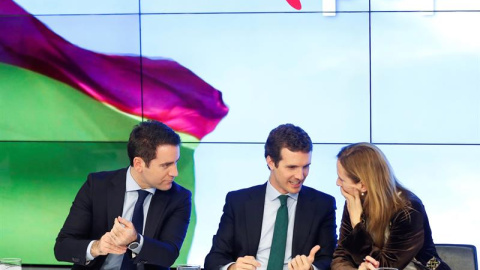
[351,187,363,209]
[342,185,364,227]
[352,186,360,198]
[364,256,379,268]
[94,232,127,256]
[110,216,137,246]
[109,227,122,246]
[339,187,352,201]
[288,261,293,270]
[359,262,376,270]
[103,233,127,254]
[90,218,135,258]
[289,254,312,270]
[234,256,261,270]
[238,256,260,265]
[114,217,123,228]
[117,216,133,228]
[307,245,320,262]
[104,233,126,254]
[349,186,362,203]
[288,244,321,270]
[299,255,309,267]
[289,257,298,270]
[358,262,368,270]
[289,256,299,270]
[360,257,379,270]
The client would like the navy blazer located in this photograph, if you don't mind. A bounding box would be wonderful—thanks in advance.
[54,168,191,270]
[204,183,337,270]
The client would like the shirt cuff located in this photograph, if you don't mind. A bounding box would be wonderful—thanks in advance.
[221,262,235,270]
[130,234,144,255]
[86,240,95,261]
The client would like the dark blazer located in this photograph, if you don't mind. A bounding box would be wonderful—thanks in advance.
[204,183,337,270]
[54,168,191,270]
[331,191,451,270]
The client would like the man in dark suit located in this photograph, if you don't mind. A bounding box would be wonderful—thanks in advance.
[54,120,191,270]
[204,124,337,270]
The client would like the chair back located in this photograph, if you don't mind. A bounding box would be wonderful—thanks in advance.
[435,244,478,270]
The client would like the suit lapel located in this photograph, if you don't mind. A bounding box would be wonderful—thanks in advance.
[107,169,127,230]
[245,184,267,255]
[292,188,314,255]
[144,188,169,237]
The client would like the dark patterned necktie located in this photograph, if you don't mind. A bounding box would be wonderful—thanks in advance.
[120,190,150,270]
[267,195,289,270]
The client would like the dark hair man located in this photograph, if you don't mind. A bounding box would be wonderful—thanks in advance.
[205,124,337,270]
[55,120,191,270]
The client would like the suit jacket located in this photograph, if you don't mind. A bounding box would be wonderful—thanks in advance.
[54,168,191,270]
[331,191,451,270]
[204,183,337,270]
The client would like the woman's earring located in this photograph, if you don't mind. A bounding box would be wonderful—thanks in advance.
[361,192,365,196]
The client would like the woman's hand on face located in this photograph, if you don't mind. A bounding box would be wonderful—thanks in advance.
[340,186,363,228]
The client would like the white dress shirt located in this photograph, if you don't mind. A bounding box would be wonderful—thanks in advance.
[86,167,156,269]
[256,180,298,270]
[221,180,298,270]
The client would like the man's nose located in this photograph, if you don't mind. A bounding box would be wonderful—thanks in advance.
[170,164,178,177]
[295,168,306,180]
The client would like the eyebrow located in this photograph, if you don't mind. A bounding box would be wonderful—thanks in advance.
[286,163,311,168]
[160,157,180,167]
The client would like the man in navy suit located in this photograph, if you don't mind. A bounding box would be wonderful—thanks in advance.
[204,124,337,270]
[55,120,191,270]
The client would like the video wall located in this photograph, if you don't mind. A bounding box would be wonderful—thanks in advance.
[1,0,479,266]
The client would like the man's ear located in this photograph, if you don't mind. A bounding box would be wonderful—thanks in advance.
[132,157,145,172]
[266,155,275,170]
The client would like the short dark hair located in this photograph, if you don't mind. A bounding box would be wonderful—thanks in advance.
[127,120,181,167]
[264,123,312,167]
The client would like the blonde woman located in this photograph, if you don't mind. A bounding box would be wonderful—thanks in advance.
[331,143,450,270]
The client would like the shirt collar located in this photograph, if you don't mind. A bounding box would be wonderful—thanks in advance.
[126,167,156,194]
[266,179,298,202]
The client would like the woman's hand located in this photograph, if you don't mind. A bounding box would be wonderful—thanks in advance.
[340,186,363,228]
[358,256,379,270]
[358,262,374,270]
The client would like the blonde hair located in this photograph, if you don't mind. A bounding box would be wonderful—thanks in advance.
[337,143,409,247]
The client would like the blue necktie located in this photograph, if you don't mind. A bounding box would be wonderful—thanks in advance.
[267,195,289,270]
[120,190,150,270]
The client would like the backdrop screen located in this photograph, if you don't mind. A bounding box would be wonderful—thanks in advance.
[0,0,479,266]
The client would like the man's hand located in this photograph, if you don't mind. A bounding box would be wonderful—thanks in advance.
[287,245,320,270]
[228,256,261,270]
[110,216,138,247]
[90,232,127,257]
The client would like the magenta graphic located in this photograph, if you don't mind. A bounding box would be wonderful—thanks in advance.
[0,0,229,139]
[286,0,302,10]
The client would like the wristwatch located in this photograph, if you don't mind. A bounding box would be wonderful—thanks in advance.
[127,233,140,250]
